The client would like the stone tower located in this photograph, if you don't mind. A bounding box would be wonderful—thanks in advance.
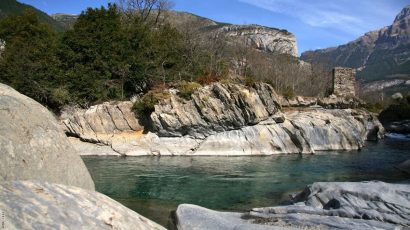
[332,67,356,97]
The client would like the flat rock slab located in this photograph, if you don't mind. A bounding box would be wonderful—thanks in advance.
[0,181,166,230]
[175,181,410,230]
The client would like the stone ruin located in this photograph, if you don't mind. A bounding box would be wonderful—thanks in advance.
[332,67,356,97]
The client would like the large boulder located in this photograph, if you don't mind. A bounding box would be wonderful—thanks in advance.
[175,181,410,230]
[0,83,94,190]
[0,181,165,230]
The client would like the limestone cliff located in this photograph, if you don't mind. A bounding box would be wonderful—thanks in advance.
[62,83,384,156]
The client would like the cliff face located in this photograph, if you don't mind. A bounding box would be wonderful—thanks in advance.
[62,83,384,156]
[301,5,410,94]
[220,25,298,56]
[165,11,298,57]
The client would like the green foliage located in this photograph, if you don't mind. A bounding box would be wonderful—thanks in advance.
[0,0,63,31]
[364,102,384,113]
[0,9,63,109]
[244,76,255,87]
[0,3,229,111]
[132,88,170,117]
[282,87,295,99]
[177,81,201,100]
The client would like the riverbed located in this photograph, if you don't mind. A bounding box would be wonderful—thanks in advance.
[83,138,410,227]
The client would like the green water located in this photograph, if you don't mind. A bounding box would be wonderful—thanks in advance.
[83,139,410,227]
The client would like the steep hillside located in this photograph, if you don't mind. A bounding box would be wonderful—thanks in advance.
[301,5,410,95]
[0,0,63,31]
[164,11,298,56]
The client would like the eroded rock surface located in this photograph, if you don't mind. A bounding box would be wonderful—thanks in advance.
[61,83,383,156]
[0,181,165,230]
[61,101,143,144]
[0,83,94,190]
[175,181,410,230]
[150,82,281,139]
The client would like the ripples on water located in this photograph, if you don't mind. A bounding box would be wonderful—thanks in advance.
[83,138,410,227]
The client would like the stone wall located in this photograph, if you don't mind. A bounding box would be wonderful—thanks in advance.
[332,67,356,97]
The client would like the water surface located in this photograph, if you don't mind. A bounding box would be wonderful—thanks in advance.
[83,138,410,227]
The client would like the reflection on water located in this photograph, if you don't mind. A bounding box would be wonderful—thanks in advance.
[83,139,410,227]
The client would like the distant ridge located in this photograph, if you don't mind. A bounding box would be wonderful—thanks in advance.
[0,0,64,31]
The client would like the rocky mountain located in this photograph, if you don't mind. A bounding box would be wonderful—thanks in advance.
[165,11,298,56]
[0,0,64,31]
[51,10,298,57]
[51,13,78,29]
[301,5,410,95]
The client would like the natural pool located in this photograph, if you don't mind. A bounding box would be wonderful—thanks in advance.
[83,138,410,227]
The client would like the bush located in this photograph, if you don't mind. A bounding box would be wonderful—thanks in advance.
[132,88,170,117]
[197,74,221,85]
[364,102,384,113]
[177,81,201,100]
[244,76,255,87]
[282,87,295,99]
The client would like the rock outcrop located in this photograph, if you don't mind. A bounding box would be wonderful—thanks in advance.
[0,83,94,190]
[220,25,298,56]
[174,181,410,230]
[61,83,383,156]
[384,120,410,134]
[150,82,281,139]
[0,181,165,230]
[61,101,143,144]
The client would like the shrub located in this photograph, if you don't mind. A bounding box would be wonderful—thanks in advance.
[282,87,295,99]
[177,81,201,100]
[197,74,221,85]
[244,76,255,87]
[132,88,170,117]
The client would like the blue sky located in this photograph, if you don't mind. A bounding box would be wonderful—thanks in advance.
[20,0,409,55]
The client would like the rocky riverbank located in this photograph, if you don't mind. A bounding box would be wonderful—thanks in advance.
[174,181,410,230]
[61,82,384,156]
[0,83,166,229]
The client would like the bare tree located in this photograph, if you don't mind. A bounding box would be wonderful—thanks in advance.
[116,0,174,24]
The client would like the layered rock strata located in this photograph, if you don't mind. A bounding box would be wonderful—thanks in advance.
[175,181,410,230]
[62,83,384,156]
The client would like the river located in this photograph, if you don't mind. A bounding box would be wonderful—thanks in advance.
[83,137,410,227]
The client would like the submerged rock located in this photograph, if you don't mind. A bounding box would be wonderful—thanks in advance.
[0,83,94,190]
[0,181,165,230]
[175,181,410,230]
[384,120,410,134]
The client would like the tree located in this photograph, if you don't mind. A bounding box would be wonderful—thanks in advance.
[59,4,129,103]
[0,9,62,109]
[116,0,174,24]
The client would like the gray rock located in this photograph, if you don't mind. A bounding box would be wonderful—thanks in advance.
[0,181,165,230]
[151,82,281,139]
[61,101,143,144]
[392,92,404,100]
[385,120,410,134]
[68,109,383,156]
[396,159,410,174]
[175,181,410,230]
[220,24,298,57]
[0,83,94,190]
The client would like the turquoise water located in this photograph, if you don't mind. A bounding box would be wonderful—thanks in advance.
[82,138,410,227]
